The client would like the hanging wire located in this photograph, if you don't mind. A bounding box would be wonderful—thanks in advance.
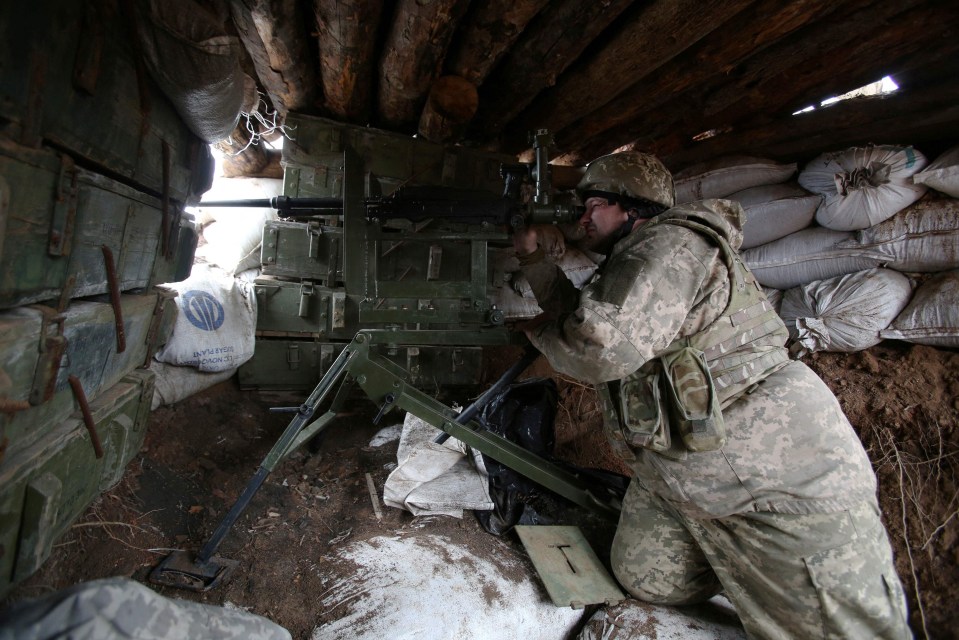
[219,94,296,155]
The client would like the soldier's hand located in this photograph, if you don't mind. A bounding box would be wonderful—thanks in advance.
[512,225,538,256]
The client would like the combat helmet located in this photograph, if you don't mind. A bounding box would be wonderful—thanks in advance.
[576,151,675,212]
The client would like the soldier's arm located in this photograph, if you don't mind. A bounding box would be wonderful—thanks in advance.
[527,228,714,384]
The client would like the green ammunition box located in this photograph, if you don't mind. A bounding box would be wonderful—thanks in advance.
[0,291,175,455]
[0,137,195,309]
[238,339,483,392]
[282,113,508,199]
[0,0,210,202]
[260,220,342,283]
[253,277,353,340]
[0,369,155,595]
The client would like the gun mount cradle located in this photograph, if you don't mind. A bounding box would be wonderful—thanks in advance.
[150,330,622,591]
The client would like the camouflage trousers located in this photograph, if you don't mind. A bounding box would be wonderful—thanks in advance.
[611,480,911,639]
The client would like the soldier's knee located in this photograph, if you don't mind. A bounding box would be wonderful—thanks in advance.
[611,553,721,606]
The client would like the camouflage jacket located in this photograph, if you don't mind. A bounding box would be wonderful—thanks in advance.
[522,200,877,517]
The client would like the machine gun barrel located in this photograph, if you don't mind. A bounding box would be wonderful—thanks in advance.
[200,195,344,212]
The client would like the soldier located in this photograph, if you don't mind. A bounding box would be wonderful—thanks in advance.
[512,151,911,639]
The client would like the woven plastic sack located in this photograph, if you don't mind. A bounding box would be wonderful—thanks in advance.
[780,268,913,353]
[798,145,928,231]
[741,227,883,290]
[155,265,257,372]
[674,156,796,205]
[134,0,249,142]
[852,195,959,272]
[727,182,820,249]
[913,145,959,197]
[881,270,959,347]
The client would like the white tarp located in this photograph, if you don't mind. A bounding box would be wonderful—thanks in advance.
[310,534,583,640]
[577,597,745,640]
[382,413,493,517]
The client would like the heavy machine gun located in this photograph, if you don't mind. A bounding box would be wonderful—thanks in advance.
[150,127,618,592]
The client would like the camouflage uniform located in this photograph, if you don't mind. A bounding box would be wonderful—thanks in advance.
[0,577,291,639]
[520,153,910,639]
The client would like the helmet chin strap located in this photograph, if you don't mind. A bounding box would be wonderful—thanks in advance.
[615,212,641,243]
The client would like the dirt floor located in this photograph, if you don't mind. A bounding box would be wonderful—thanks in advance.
[3,341,958,639]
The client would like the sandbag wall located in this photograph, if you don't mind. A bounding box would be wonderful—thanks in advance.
[0,1,214,595]
[672,145,959,354]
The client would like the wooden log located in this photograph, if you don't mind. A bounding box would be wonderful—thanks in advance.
[313,0,384,123]
[229,0,318,116]
[470,0,636,138]
[376,0,471,130]
[515,0,754,139]
[444,0,550,85]
[218,123,284,178]
[552,0,867,152]
[568,0,955,165]
[417,75,478,143]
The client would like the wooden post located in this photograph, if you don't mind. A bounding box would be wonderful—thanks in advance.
[417,75,478,143]
[313,0,384,123]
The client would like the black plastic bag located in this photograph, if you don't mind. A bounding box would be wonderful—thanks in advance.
[474,378,629,536]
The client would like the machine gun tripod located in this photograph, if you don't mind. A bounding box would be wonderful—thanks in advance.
[150,329,622,592]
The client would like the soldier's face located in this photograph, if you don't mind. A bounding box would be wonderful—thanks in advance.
[580,197,628,252]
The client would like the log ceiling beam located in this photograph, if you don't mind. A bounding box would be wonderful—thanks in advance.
[229,0,318,116]
[313,0,384,123]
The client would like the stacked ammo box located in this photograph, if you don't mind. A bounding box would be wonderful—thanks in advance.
[239,114,517,392]
[0,1,206,593]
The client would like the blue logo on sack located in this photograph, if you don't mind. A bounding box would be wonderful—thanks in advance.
[183,291,225,331]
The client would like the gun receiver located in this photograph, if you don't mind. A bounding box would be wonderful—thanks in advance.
[201,129,583,228]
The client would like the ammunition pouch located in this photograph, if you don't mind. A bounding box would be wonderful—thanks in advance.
[660,346,726,452]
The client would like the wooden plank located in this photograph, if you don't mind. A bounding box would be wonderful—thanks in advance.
[515,0,755,141]
[313,0,385,122]
[230,0,318,116]
[515,525,624,609]
[376,0,471,129]
[470,0,636,136]
[444,0,550,86]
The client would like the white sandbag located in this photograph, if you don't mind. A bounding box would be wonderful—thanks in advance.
[798,145,928,231]
[852,196,959,272]
[577,597,745,640]
[742,227,884,290]
[726,182,821,249]
[155,265,257,372]
[912,144,959,197]
[310,534,583,640]
[150,361,237,409]
[195,178,282,274]
[780,268,913,353]
[880,270,959,347]
[383,413,493,517]
[674,156,797,205]
[0,577,290,640]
